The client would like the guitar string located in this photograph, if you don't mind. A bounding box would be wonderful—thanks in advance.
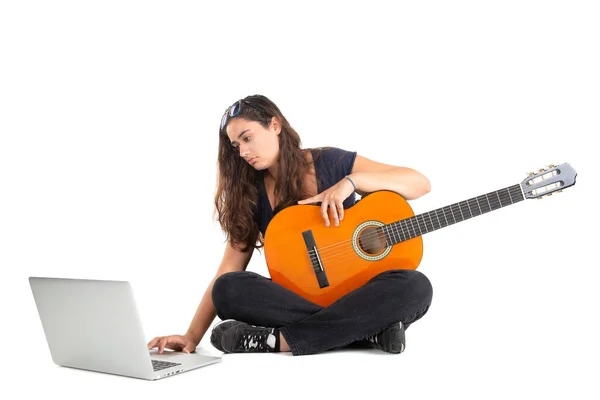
[311,203,502,258]
[309,186,521,255]
[306,191,523,262]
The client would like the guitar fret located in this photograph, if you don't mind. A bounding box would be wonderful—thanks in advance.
[434,211,442,229]
[392,224,399,242]
[435,209,445,228]
[405,219,412,238]
[425,213,434,232]
[388,225,396,244]
[394,225,400,242]
[499,188,512,207]
[510,185,524,202]
[441,208,449,226]
[429,212,439,230]
[477,195,490,214]
[412,217,420,236]
[411,217,418,235]
[384,184,526,246]
[447,206,455,224]
[409,218,417,237]
[450,203,465,222]
[398,221,405,240]
[394,187,524,244]
[468,198,481,216]
[485,193,493,211]
[418,215,428,233]
[445,206,455,224]
[399,221,406,239]
[399,221,407,239]
[489,192,501,210]
[460,201,470,220]
[386,224,393,243]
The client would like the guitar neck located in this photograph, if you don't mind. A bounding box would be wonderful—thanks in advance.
[383,184,525,245]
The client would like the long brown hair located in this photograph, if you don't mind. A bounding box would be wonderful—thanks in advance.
[214,95,313,252]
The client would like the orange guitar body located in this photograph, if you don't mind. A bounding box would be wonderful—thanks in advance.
[264,191,423,307]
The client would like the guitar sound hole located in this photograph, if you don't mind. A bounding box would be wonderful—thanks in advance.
[358,227,387,255]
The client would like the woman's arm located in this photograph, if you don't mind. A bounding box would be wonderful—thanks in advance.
[184,240,255,345]
[298,153,431,227]
[349,154,431,200]
[148,237,256,353]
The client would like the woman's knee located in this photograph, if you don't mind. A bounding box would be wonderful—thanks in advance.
[376,269,433,304]
[409,270,433,303]
[211,271,261,317]
[211,271,261,316]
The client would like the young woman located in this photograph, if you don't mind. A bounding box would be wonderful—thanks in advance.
[148,95,433,356]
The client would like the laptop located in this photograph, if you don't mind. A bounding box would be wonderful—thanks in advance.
[29,276,221,380]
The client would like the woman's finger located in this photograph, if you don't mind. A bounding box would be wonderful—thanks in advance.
[336,200,344,222]
[158,337,171,354]
[330,201,340,226]
[147,337,161,350]
[320,199,330,226]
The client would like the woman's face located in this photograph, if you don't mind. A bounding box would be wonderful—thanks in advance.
[226,117,280,171]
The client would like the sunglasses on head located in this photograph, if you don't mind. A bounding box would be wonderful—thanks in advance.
[220,99,264,130]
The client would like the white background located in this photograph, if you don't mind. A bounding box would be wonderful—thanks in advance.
[1,1,598,399]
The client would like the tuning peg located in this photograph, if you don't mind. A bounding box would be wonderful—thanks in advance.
[547,193,552,196]
[528,172,535,176]
[538,168,545,172]
[557,190,563,193]
[548,164,556,168]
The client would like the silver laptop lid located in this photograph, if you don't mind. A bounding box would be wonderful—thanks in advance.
[29,277,154,379]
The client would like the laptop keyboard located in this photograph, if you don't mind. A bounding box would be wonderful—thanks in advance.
[152,359,182,372]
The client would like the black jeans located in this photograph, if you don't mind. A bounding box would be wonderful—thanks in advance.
[211,269,433,356]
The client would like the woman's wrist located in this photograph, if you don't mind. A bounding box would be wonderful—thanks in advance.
[345,175,357,191]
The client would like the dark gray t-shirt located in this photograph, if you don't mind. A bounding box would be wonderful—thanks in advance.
[256,147,358,237]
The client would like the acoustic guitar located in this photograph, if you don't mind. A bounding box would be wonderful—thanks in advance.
[264,163,577,307]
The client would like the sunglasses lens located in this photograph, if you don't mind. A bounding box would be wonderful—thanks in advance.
[220,113,228,129]
[229,103,240,117]
[221,100,245,130]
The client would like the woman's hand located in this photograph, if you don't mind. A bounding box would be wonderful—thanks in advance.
[298,177,355,227]
[147,334,197,354]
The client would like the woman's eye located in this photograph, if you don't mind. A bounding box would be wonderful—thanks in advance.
[243,136,251,142]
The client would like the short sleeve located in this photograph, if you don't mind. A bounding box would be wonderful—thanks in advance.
[314,147,358,208]
[319,147,357,184]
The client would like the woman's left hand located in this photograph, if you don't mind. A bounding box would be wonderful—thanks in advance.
[298,177,355,227]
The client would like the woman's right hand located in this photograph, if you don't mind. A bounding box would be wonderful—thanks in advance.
[147,334,198,354]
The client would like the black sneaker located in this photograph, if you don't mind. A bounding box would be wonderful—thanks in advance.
[210,319,278,353]
[362,322,406,354]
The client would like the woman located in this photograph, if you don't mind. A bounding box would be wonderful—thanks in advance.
[147,95,433,356]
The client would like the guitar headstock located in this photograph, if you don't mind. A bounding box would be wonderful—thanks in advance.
[521,163,577,199]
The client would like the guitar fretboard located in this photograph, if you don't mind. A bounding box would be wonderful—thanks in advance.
[381,184,524,245]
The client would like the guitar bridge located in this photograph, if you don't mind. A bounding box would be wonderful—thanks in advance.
[302,230,330,289]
